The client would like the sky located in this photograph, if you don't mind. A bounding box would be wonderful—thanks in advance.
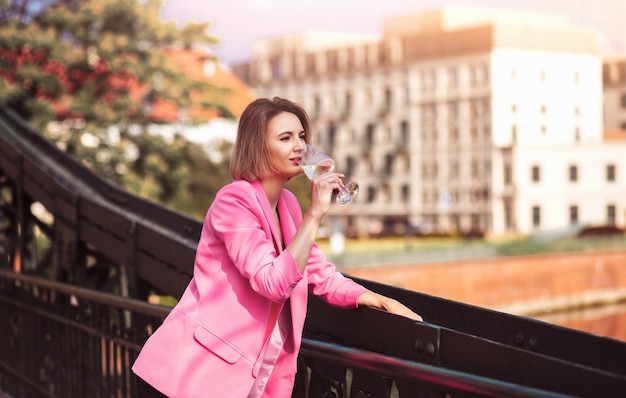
[160,0,626,67]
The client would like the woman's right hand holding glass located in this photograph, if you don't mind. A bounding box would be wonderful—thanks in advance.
[307,172,345,219]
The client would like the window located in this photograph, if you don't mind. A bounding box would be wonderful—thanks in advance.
[504,202,512,229]
[451,161,459,178]
[365,123,376,145]
[471,100,481,117]
[327,51,338,72]
[421,70,436,92]
[400,120,409,145]
[569,165,578,182]
[470,65,478,86]
[532,206,541,228]
[607,205,616,225]
[448,101,459,119]
[531,165,540,182]
[504,165,512,185]
[569,205,579,225]
[448,67,458,88]
[306,54,316,75]
[384,154,394,175]
[327,123,336,147]
[346,156,356,175]
[270,57,282,79]
[607,164,616,182]
[344,92,352,115]
[401,185,410,203]
[313,96,321,117]
[367,186,376,203]
[381,184,391,202]
[384,87,393,107]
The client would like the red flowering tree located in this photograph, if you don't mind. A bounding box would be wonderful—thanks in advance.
[0,0,235,218]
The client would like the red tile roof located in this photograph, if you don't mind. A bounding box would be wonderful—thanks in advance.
[161,48,257,121]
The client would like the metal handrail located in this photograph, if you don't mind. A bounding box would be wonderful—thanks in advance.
[0,269,577,398]
[0,269,170,319]
[300,339,571,398]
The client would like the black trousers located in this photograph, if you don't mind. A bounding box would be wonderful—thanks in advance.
[134,374,168,398]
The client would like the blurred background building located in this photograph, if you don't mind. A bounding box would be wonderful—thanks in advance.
[233,5,626,238]
[603,56,626,132]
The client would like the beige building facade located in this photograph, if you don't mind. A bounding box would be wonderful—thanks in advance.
[234,6,626,237]
[603,56,626,133]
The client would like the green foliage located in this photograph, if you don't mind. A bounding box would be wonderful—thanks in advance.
[1,0,237,217]
[286,174,312,213]
[113,133,232,219]
[0,0,227,136]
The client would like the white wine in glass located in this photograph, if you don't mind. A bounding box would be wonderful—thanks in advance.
[301,144,359,206]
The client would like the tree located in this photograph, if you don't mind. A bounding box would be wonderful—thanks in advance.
[1,0,223,129]
[0,0,238,215]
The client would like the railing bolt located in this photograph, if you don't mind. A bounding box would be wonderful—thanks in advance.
[528,336,538,351]
[426,342,435,356]
[415,339,424,353]
[515,332,524,346]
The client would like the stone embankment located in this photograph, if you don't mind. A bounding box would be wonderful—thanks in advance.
[345,249,626,339]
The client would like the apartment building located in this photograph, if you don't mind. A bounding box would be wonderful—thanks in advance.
[603,56,626,132]
[234,6,626,237]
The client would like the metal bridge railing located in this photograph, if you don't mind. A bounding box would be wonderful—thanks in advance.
[3,269,626,398]
[0,269,165,398]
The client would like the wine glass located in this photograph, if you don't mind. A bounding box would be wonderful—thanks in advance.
[300,144,359,206]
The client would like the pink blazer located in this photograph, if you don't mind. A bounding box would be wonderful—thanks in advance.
[132,179,367,397]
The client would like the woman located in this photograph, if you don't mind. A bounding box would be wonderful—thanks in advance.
[132,97,422,397]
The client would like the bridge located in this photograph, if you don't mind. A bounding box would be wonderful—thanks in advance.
[0,104,625,397]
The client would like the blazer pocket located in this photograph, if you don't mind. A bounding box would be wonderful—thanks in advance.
[193,325,242,364]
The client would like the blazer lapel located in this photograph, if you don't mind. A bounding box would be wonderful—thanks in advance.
[251,180,282,253]
[276,195,297,248]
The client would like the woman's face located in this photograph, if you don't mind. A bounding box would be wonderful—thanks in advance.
[266,111,306,179]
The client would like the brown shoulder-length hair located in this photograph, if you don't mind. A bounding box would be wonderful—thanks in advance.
[230,97,310,181]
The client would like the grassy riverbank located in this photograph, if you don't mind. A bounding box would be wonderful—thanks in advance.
[318,233,626,269]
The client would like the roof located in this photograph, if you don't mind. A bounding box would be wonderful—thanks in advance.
[163,48,257,120]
